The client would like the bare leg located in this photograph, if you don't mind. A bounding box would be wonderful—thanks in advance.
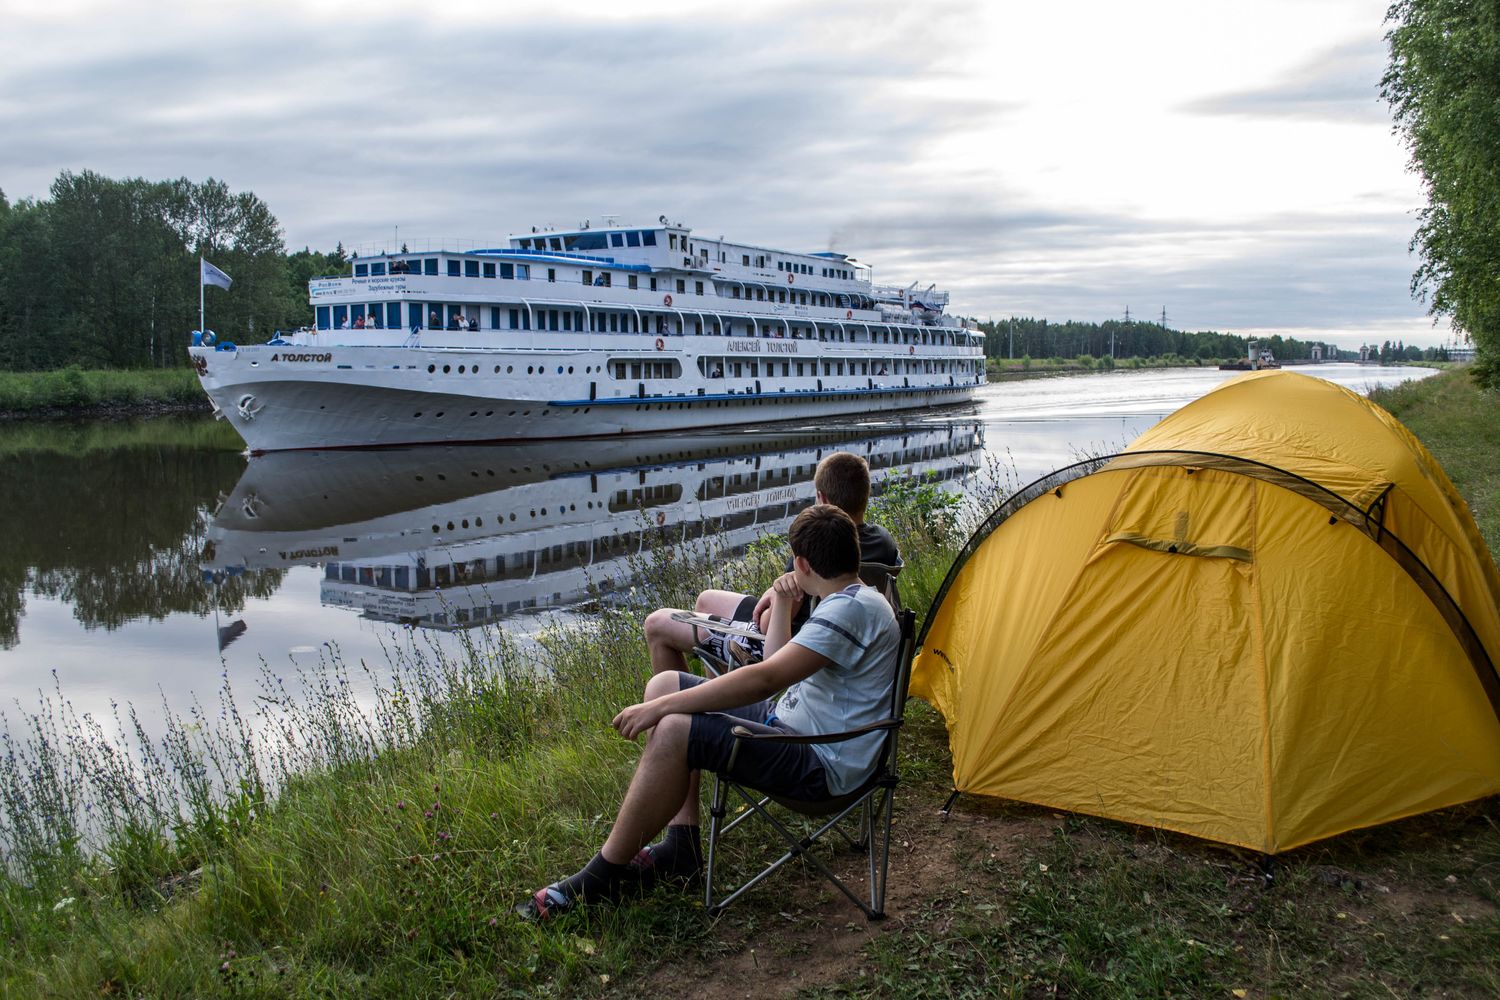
[643,607,694,674]
[601,711,695,863]
[643,590,752,675]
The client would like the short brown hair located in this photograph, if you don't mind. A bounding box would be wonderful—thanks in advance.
[788,504,861,579]
[813,452,871,522]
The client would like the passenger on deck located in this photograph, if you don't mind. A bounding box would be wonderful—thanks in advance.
[448,314,462,330]
[468,316,479,332]
[429,311,440,330]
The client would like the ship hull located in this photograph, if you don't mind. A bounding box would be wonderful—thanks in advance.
[191,342,979,452]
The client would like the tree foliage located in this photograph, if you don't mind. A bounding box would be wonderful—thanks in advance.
[975,317,1340,364]
[0,172,310,371]
[1383,0,1500,387]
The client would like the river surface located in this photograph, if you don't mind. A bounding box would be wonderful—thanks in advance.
[0,364,1434,725]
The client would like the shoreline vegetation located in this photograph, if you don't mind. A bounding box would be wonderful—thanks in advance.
[0,369,1495,997]
[0,368,207,419]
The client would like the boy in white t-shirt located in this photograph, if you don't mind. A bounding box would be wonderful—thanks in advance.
[517,504,900,920]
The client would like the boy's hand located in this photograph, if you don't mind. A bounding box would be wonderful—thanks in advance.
[613,700,668,741]
[770,572,804,609]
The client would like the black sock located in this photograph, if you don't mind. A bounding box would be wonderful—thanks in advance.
[551,852,629,905]
[643,824,702,875]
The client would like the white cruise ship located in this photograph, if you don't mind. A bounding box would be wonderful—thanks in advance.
[189,218,985,451]
[202,422,984,629]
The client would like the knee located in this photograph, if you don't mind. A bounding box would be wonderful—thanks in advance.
[646,712,691,753]
[643,607,673,642]
[643,671,680,701]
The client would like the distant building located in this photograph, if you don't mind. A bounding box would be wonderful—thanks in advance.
[1310,345,1324,362]
[1450,346,1476,362]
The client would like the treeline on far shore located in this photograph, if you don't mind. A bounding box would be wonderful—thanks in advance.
[0,170,342,372]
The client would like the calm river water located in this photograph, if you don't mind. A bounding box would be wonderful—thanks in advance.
[0,364,1434,725]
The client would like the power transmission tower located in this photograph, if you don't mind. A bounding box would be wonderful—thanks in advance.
[1124,305,1132,324]
[1160,306,1168,329]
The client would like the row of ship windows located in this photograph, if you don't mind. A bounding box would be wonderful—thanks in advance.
[316,302,970,346]
[354,258,859,308]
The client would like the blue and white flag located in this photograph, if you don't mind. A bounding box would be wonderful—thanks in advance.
[200,258,233,290]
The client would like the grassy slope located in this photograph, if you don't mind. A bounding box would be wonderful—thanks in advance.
[2,370,1496,998]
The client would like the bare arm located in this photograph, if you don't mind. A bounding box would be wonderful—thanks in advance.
[614,617,822,741]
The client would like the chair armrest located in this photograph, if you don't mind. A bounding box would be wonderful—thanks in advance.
[729,718,902,746]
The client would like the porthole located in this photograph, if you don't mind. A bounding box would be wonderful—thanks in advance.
[469,410,478,417]
[461,519,469,528]
[431,525,439,533]
[485,410,493,417]
[437,474,446,481]
[436,411,444,417]
[414,411,422,418]
[446,521,455,531]
[557,366,564,374]
[443,365,451,373]
[427,364,436,373]
[527,366,534,374]
[458,365,466,374]
[476,517,483,527]
[567,366,574,374]
[509,512,516,521]
[507,365,513,373]
[415,475,424,481]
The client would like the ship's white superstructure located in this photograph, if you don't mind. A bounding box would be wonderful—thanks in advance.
[203,423,984,629]
[189,220,985,451]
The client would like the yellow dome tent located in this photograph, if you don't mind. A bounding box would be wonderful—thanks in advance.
[912,370,1500,852]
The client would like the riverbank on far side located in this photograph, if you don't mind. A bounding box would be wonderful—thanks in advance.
[0,368,208,420]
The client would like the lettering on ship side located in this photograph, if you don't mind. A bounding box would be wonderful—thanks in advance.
[726,340,798,354]
[271,353,334,363]
[279,545,339,560]
[726,484,803,511]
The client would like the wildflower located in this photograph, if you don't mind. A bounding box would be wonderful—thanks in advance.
[424,810,434,820]
[488,916,498,928]
[396,800,406,810]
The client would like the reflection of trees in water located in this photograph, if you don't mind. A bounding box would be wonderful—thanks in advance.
[0,444,283,648]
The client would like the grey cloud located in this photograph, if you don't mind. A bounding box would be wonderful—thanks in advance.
[1179,38,1390,124]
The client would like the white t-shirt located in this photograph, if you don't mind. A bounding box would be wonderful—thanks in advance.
[776,584,900,794]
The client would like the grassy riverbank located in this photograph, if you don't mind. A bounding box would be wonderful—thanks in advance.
[0,368,204,416]
[2,373,1496,998]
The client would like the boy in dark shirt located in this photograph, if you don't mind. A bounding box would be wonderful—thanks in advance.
[643,451,899,674]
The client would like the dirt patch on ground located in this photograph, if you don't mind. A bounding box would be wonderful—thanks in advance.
[635,786,1059,999]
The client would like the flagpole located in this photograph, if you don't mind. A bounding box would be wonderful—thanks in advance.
[199,258,205,334]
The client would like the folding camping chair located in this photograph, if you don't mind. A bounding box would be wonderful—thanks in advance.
[697,606,918,919]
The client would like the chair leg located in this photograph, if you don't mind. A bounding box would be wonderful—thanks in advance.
[704,772,729,912]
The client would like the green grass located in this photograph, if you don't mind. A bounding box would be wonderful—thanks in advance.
[1369,366,1500,553]
[0,367,204,414]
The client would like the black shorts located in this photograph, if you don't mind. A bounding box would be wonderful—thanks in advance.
[675,673,829,801]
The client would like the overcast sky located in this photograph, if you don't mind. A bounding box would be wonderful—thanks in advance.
[0,0,1455,347]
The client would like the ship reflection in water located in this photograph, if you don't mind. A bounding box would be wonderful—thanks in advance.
[203,422,984,632]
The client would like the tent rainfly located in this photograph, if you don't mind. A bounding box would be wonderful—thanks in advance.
[912,370,1500,853]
